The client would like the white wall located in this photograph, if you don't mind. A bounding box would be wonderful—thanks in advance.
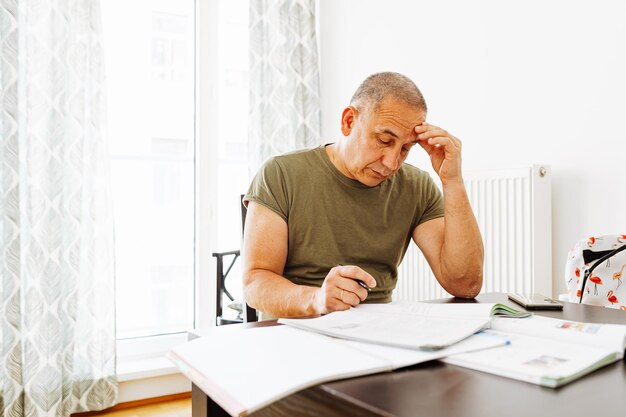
[318,0,626,297]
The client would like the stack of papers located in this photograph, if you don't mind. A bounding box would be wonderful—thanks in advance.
[279,302,529,350]
[443,314,626,387]
[167,301,626,416]
[168,322,506,416]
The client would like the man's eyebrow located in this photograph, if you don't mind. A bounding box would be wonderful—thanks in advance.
[377,128,399,138]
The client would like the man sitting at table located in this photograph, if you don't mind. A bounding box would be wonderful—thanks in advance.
[242,72,484,319]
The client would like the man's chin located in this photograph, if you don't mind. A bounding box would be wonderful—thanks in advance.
[359,174,387,187]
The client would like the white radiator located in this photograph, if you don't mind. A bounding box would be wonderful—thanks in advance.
[394,165,552,301]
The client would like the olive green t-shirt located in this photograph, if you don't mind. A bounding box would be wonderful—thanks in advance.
[243,145,444,303]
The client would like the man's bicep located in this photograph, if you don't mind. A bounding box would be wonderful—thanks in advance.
[242,201,288,279]
[412,217,445,279]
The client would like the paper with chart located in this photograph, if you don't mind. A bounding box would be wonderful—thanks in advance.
[443,315,626,387]
[167,323,508,417]
[278,301,529,350]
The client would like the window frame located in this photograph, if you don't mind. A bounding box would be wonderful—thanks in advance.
[194,0,220,331]
[115,0,219,373]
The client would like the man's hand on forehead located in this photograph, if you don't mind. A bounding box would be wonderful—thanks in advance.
[414,122,441,148]
[413,121,463,184]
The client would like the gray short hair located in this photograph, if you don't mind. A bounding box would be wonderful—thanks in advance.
[350,72,427,114]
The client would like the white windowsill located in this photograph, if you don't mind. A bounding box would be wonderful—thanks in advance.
[117,356,180,382]
[116,350,192,403]
[115,331,193,402]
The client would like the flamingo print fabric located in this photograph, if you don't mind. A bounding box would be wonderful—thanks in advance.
[565,235,626,310]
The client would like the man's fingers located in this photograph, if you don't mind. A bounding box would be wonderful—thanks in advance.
[417,139,435,155]
[425,136,460,153]
[322,265,375,312]
[415,123,462,148]
[338,280,369,301]
[335,265,377,288]
[418,128,448,140]
[414,122,444,135]
[337,288,360,306]
[414,122,434,133]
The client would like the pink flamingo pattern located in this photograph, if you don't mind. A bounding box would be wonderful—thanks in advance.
[565,235,626,310]
[589,276,602,295]
[614,265,625,289]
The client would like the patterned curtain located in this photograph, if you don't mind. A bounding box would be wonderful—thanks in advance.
[248,0,321,175]
[0,1,117,416]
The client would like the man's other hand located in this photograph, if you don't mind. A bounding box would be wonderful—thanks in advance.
[415,122,463,185]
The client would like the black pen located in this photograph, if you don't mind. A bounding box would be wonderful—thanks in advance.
[356,280,371,291]
[336,264,371,291]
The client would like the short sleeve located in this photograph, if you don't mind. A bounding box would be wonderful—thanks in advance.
[414,175,444,228]
[242,157,289,222]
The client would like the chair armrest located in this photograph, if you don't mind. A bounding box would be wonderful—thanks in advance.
[212,250,257,324]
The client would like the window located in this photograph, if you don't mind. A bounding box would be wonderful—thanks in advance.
[213,0,250,320]
[102,0,196,339]
[103,0,251,345]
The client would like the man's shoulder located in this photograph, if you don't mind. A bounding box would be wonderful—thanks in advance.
[268,145,324,171]
[273,146,322,162]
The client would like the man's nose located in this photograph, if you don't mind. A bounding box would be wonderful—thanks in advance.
[381,147,402,172]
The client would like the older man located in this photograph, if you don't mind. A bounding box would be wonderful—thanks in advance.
[242,72,483,318]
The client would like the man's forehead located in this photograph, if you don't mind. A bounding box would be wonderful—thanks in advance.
[371,106,425,136]
[370,96,423,119]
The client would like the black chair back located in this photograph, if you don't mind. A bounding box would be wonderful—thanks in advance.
[213,195,257,325]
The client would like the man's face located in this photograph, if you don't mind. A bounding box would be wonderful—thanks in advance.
[341,97,426,187]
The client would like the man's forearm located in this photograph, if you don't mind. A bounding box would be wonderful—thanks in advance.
[243,270,318,318]
[440,181,484,297]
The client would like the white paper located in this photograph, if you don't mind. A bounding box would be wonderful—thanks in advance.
[168,322,507,416]
[341,331,510,369]
[168,325,389,416]
[491,315,626,352]
[443,315,626,387]
[279,302,499,350]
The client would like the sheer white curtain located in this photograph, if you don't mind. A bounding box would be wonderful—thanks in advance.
[248,0,321,175]
[0,1,117,415]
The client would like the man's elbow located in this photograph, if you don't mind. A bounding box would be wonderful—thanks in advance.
[242,270,262,310]
[448,271,483,299]
[456,249,484,298]
[455,279,482,298]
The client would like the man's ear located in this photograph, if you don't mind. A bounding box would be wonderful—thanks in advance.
[340,106,358,136]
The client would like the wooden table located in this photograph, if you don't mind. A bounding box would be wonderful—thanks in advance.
[190,293,626,417]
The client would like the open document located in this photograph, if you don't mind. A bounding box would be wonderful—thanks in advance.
[278,301,529,350]
[167,324,507,417]
[442,315,626,388]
